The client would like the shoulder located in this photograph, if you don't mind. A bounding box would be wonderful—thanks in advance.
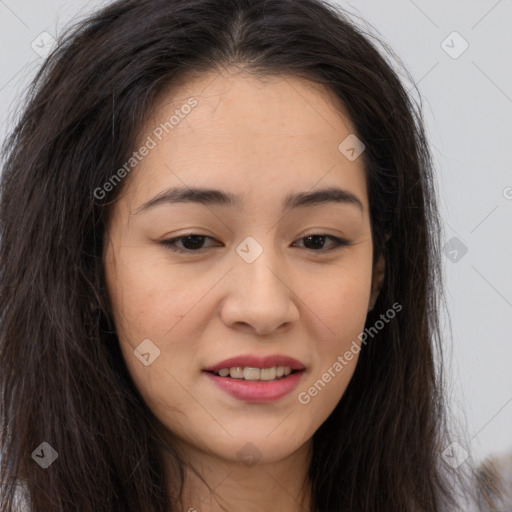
[473,452,512,511]
[438,452,512,512]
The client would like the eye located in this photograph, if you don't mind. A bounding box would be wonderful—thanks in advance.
[160,233,352,254]
[160,234,217,253]
[292,234,351,252]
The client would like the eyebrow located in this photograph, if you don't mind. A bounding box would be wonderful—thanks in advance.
[133,186,364,214]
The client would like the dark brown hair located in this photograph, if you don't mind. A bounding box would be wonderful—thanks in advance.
[1,0,476,510]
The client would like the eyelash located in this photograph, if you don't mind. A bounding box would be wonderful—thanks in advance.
[159,233,352,254]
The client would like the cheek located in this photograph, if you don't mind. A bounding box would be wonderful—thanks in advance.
[103,244,203,397]
[311,256,373,341]
[298,258,373,406]
[104,245,189,340]
[317,275,371,326]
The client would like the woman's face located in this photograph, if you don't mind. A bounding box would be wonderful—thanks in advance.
[103,70,384,467]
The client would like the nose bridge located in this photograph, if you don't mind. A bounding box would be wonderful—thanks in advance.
[234,234,285,296]
[221,234,298,333]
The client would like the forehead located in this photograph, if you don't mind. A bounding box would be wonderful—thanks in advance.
[145,69,358,151]
[116,69,368,216]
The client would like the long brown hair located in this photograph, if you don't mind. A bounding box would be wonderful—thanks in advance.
[1,0,475,510]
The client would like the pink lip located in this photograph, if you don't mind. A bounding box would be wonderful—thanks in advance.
[203,354,306,373]
[204,370,305,403]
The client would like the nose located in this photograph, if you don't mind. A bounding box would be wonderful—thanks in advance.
[220,245,300,335]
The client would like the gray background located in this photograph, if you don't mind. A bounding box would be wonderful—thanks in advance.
[1,0,511,466]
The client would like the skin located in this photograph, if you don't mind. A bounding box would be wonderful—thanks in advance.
[103,67,385,512]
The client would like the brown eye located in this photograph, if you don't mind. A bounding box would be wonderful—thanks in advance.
[292,234,351,252]
[160,234,218,253]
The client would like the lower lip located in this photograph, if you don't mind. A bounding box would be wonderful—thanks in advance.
[204,370,304,403]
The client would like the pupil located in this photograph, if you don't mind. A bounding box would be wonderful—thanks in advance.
[304,235,325,250]
[183,235,205,250]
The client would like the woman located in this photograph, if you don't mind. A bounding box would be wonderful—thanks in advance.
[0,0,486,510]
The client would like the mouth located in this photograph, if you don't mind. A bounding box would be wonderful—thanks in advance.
[202,366,306,403]
[206,366,301,381]
[202,355,306,402]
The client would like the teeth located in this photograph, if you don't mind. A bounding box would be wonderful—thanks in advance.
[243,367,261,380]
[215,366,295,380]
[230,366,244,379]
[260,367,277,381]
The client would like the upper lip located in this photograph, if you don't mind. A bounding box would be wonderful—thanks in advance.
[203,355,306,373]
